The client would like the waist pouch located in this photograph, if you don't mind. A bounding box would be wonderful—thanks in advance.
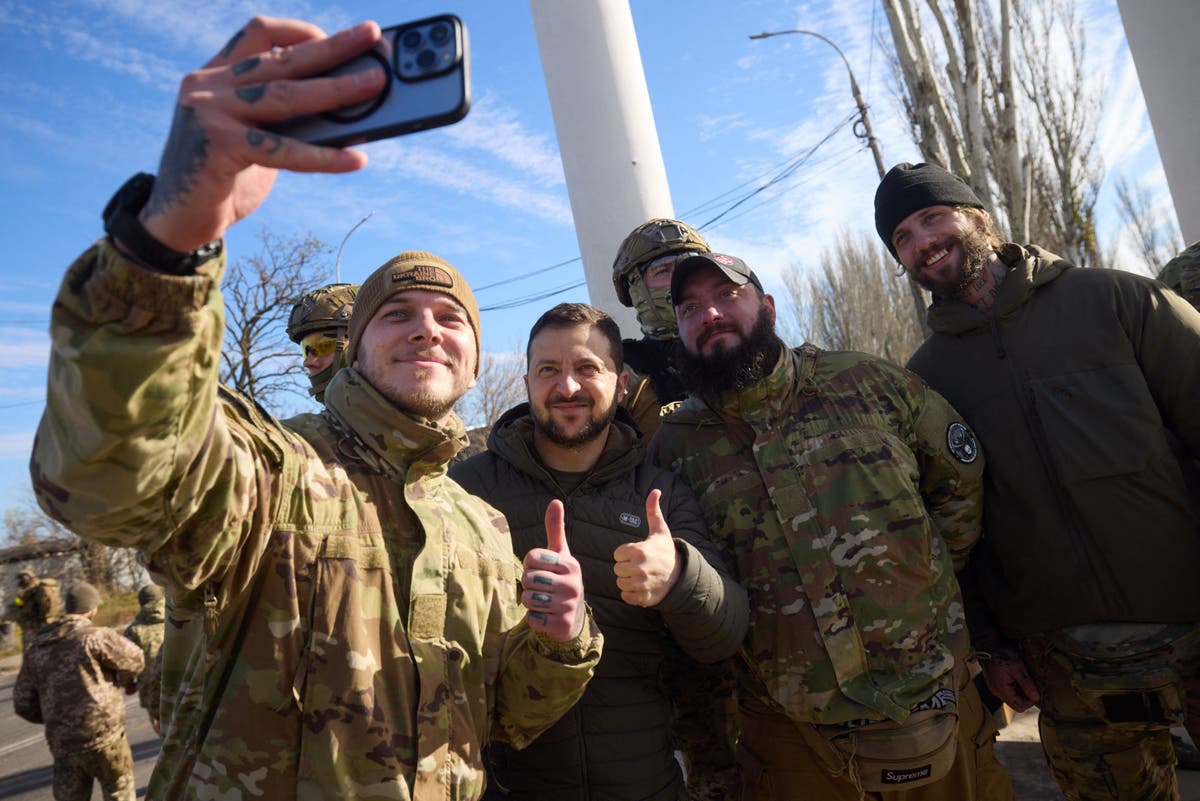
[812,687,959,792]
[1043,633,1185,728]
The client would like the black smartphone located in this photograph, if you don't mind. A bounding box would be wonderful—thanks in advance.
[275,14,470,147]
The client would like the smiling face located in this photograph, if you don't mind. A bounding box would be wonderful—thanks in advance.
[354,289,477,422]
[525,323,628,449]
[891,204,997,298]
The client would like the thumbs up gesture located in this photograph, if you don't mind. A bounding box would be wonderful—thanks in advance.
[613,489,681,607]
[522,499,586,642]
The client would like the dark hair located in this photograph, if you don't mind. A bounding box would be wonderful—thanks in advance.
[526,303,624,368]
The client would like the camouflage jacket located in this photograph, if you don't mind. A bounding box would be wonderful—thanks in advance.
[31,241,603,801]
[648,343,983,725]
[1159,240,1200,311]
[13,615,144,757]
[124,602,165,714]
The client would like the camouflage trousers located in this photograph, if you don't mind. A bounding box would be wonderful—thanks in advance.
[1022,623,1200,801]
[734,663,1015,800]
[52,735,136,801]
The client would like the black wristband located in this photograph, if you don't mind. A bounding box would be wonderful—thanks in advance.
[103,173,222,275]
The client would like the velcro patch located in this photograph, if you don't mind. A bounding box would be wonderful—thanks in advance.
[946,421,979,464]
[392,265,454,288]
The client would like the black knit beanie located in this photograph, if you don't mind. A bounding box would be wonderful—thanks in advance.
[874,162,985,259]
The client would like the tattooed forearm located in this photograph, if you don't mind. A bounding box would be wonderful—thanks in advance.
[232,56,260,77]
[246,129,283,153]
[143,104,209,219]
[220,29,245,59]
[236,84,266,104]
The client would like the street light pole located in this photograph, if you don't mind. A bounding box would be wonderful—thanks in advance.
[335,211,374,283]
[750,29,928,334]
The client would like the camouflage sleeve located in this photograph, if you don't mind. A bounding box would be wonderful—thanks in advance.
[141,649,163,721]
[1159,241,1200,311]
[30,241,281,594]
[909,382,985,570]
[12,660,43,724]
[489,604,603,750]
[94,627,146,688]
[654,471,749,664]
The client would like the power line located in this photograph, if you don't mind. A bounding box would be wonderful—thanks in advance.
[0,399,44,409]
[480,279,588,312]
[696,110,859,230]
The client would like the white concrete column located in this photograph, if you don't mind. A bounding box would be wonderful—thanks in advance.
[1118,0,1200,242]
[529,0,675,337]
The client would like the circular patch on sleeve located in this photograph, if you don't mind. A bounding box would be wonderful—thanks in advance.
[946,422,979,464]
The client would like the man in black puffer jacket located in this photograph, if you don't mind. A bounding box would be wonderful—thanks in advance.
[451,303,749,801]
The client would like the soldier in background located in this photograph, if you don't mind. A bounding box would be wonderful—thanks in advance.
[611,219,741,799]
[1159,240,1200,310]
[7,569,60,647]
[610,218,709,437]
[649,252,1014,799]
[123,584,166,735]
[14,581,144,801]
[286,282,358,404]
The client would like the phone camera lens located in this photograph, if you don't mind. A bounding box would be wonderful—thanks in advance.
[401,29,423,50]
[429,24,450,45]
[416,49,437,69]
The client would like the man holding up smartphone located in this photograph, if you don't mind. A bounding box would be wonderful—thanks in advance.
[29,18,601,801]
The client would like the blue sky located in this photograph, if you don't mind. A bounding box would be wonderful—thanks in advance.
[0,0,1168,515]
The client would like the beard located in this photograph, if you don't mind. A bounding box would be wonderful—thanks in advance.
[356,357,470,423]
[914,217,996,299]
[678,305,781,396]
[533,388,620,448]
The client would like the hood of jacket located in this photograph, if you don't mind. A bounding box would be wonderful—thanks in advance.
[485,402,645,489]
[321,366,467,483]
[925,244,1073,335]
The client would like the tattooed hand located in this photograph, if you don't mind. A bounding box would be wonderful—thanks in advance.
[522,499,586,642]
[139,17,385,253]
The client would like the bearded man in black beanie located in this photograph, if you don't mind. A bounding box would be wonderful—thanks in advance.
[879,161,1200,801]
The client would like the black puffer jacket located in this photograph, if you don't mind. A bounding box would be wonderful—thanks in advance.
[450,405,748,801]
[908,244,1200,641]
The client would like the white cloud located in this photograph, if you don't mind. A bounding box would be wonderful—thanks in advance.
[369,140,572,225]
[443,94,565,187]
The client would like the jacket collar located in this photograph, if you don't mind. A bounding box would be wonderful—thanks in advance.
[487,402,644,487]
[322,367,466,482]
[669,339,802,426]
[925,243,1072,334]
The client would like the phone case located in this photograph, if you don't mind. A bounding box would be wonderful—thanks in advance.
[275,15,470,147]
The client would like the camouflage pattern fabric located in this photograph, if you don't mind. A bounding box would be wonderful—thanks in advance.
[123,600,165,718]
[1159,240,1200,310]
[141,648,163,729]
[1021,622,1200,801]
[13,615,144,757]
[8,577,58,642]
[52,734,137,801]
[30,241,603,801]
[648,343,983,726]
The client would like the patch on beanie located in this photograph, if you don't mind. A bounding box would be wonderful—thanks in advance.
[392,265,454,288]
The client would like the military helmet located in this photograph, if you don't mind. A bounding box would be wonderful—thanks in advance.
[611,219,709,307]
[287,283,359,343]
